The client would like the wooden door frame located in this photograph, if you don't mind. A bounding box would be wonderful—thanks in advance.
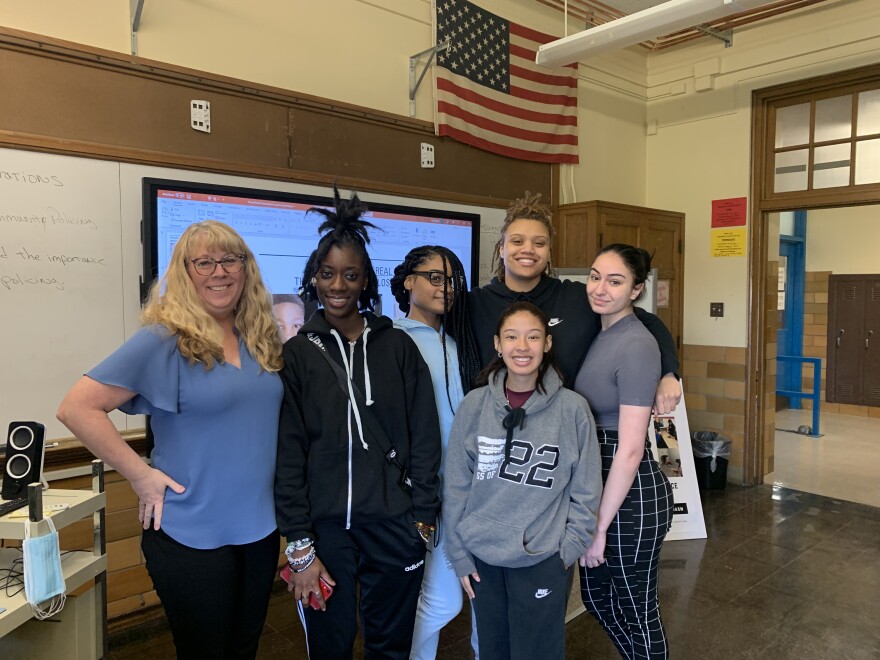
[745,63,880,484]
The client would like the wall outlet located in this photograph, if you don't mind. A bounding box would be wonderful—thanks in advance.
[710,302,724,317]
[191,100,211,133]
[420,142,435,168]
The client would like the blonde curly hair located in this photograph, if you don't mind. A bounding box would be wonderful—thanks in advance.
[491,192,556,282]
[142,221,282,372]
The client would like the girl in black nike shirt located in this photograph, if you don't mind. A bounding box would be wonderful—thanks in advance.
[467,193,681,413]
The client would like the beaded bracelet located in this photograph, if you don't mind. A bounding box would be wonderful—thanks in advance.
[288,547,316,567]
[285,538,313,558]
[292,553,316,573]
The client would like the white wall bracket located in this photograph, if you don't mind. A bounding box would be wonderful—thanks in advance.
[408,40,450,118]
[130,0,145,56]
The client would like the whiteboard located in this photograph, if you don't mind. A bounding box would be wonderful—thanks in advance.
[0,148,505,439]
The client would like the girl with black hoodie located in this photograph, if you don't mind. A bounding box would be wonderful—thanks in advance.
[468,193,682,414]
[274,189,441,659]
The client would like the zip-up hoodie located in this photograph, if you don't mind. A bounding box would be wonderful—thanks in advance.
[275,310,441,544]
[468,275,680,386]
[442,368,601,576]
[392,317,463,474]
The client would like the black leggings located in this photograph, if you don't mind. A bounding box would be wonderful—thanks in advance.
[580,430,673,660]
[141,526,280,660]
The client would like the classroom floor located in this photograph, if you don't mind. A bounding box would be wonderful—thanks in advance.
[107,484,880,659]
[769,408,880,508]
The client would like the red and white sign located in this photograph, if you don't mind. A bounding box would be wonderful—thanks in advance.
[711,197,747,228]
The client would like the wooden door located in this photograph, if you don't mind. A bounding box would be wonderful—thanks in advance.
[863,277,880,406]
[827,274,880,406]
[598,208,641,249]
[639,217,683,353]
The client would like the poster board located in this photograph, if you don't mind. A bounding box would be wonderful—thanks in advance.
[648,385,707,541]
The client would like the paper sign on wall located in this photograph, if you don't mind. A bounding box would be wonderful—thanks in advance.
[711,197,747,228]
[656,279,669,308]
[711,227,747,257]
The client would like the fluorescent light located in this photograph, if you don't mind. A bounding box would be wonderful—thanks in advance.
[536,0,771,66]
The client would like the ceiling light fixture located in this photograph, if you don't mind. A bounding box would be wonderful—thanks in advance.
[536,0,772,66]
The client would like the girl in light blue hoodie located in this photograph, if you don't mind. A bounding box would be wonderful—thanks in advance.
[391,245,481,660]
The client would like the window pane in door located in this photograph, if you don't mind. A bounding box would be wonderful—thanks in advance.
[857,89,880,136]
[815,95,852,142]
[813,143,851,188]
[855,138,880,185]
[774,149,808,192]
[775,103,810,148]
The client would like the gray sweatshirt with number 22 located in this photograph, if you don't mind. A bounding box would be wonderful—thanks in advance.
[442,367,602,577]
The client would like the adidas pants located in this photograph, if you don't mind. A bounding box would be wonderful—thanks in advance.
[298,513,427,659]
[471,554,572,660]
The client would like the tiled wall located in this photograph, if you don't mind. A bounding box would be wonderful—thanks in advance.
[801,271,880,419]
[681,344,748,483]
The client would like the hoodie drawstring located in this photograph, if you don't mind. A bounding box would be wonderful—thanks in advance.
[362,326,373,406]
[330,329,369,451]
[502,405,526,463]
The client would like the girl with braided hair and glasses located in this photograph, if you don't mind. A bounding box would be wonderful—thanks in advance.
[468,193,682,415]
[275,188,442,659]
[389,245,481,660]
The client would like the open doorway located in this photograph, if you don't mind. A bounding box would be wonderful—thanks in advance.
[746,63,880,492]
[764,205,880,508]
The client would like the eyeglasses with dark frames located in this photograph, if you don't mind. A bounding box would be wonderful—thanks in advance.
[411,270,463,287]
[189,254,246,276]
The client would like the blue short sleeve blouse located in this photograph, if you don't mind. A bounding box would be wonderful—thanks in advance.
[88,325,282,549]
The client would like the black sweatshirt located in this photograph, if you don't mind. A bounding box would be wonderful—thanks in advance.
[468,275,680,386]
[275,310,441,544]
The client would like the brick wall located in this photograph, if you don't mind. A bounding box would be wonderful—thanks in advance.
[681,344,748,483]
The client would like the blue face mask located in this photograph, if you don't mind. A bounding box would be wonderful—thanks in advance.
[23,517,66,619]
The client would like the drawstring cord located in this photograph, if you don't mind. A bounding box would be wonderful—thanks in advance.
[330,327,369,451]
[502,405,526,463]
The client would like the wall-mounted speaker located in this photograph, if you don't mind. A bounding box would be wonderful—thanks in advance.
[2,421,46,501]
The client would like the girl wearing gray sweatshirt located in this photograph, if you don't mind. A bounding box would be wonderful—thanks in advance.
[443,301,602,660]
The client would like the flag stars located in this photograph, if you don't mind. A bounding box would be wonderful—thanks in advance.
[436,0,510,93]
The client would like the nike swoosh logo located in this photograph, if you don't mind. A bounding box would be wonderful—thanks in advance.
[535,589,552,598]
[548,318,562,327]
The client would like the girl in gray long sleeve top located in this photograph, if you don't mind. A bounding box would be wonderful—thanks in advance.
[443,302,601,660]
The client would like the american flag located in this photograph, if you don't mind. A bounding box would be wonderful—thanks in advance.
[433,0,579,164]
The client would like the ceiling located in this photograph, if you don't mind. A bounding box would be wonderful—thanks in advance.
[532,0,833,50]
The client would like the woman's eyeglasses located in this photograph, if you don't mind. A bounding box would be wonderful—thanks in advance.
[411,270,463,287]
[189,255,246,276]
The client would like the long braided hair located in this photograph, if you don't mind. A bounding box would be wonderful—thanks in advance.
[298,187,381,311]
[491,192,557,282]
[390,246,481,410]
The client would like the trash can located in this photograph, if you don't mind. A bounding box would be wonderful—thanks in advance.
[691,431,731,490]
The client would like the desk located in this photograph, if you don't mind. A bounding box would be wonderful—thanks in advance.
[0,462,107,658]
